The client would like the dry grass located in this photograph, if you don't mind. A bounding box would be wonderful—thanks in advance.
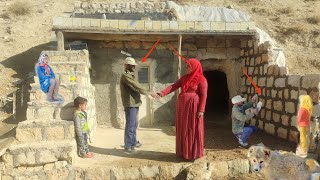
[1,1,32,19]
[306,16,320,24]
[239,0,258,3]
[281,25,308,36]
[279,7,293,15]
[172,0,188,5]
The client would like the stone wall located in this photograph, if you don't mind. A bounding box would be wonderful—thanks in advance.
[28,50,97,133]
[15,120,74,142]
[181,36,244,98]
[84,36,244,127]
[73,1,167,15]
[0,50,97,180]
[88,43,177,127]
[0,158,251,179]
[240,40,320,142]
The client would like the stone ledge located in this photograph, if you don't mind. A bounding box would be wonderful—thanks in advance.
[1,158,252,179]
[16,120,75,143]
[2,140,76,167]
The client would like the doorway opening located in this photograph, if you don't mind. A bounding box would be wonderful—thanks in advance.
[203,70,230,121]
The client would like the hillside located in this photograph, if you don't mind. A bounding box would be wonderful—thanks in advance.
[0,0,319,119]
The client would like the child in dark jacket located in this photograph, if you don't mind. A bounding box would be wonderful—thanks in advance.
[73,96,94,158]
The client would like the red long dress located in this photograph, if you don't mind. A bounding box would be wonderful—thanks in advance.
[160,77,208,160]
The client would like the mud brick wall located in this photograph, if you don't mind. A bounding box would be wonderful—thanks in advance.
[240,40,320,142]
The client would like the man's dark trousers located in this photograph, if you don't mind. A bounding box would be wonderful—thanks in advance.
[124,107,139,149]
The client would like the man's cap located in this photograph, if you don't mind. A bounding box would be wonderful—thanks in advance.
[124,57,137,66]
[231,95,246,104]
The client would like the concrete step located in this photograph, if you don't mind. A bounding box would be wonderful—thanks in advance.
[2,139,76,168]
[15,120,74,143]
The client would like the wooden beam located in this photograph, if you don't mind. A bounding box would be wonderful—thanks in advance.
[64,32,179,42]
[177,34,182,95]
[56,31,65,51]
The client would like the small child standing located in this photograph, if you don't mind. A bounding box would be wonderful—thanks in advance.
[73,96,94,158]
[296,95,313,158]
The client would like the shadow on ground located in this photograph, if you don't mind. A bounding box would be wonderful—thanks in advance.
[89,145,182,163]
[1,42,56,79]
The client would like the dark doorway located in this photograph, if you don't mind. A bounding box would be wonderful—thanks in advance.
[203,70,230,119]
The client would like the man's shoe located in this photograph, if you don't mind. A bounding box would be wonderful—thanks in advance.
[47,98,56,102]
[239,140,248,147]
[135,141,142,148]
[124,147,136,154]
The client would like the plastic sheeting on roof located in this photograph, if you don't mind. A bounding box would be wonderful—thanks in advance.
[166,1,251,22]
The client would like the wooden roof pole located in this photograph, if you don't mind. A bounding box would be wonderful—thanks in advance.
[177,34,182,95]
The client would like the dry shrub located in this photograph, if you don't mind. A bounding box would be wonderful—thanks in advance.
[305,0,319,1]
[306,16,320,24]
[239,0,259,3]
[281,25,308,36]
[172,0,188,5]
[251,7,272,15]
[2,1,32,19]
[279,7,293,15]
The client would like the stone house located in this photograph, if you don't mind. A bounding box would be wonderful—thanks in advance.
[49,1,320,141]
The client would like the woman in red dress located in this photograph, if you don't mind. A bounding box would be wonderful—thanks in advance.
[158,58,208,160]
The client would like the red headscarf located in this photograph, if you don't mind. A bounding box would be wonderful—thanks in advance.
[181,58,206,93]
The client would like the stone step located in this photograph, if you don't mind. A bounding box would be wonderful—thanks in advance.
[26,101,96,121]
[29,86,95,103]
[15,120,75,143]
[49,63,89,74]
[2,140,76,168]
[33,72,90,87]
[0,137,15,157]
[26,102,70,120]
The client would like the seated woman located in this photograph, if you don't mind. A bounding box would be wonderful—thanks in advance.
[36,52,60,102]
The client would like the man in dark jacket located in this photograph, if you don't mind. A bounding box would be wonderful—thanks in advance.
[120,57,156,153]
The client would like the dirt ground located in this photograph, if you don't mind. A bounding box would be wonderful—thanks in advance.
[73,113,294,179]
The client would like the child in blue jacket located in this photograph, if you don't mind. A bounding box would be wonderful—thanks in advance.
[36,52,60,102]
